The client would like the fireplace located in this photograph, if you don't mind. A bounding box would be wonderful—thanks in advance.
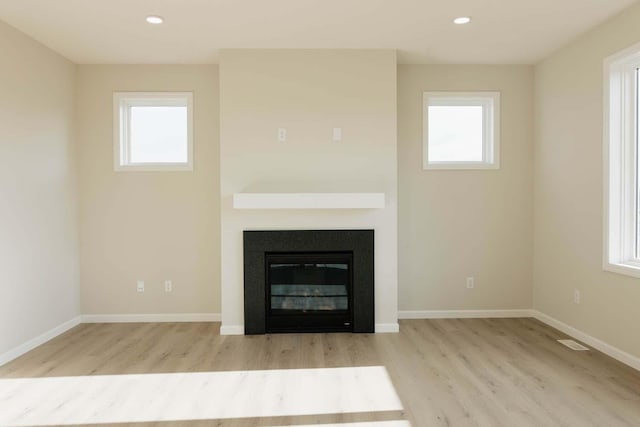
[243,230,374,334]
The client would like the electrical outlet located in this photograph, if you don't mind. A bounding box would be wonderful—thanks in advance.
[466,277,475,289]
[137,280,145,293]
[278,128,287,142]
[574,289,581,304]
[164,280,172,292]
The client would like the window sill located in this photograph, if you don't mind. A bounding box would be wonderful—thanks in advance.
[114,163,193,172]
[423,162,500,170]
[603,262,640,279]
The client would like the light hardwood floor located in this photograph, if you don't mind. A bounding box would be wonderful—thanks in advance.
[1,318,639,426]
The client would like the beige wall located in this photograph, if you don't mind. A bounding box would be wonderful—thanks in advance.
[76,65,220,315]
[398,65,534,312]
[534,3,640,358]
[0,20,79,356]
[219,50,398,332]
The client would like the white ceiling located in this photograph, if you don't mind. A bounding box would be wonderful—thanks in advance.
[0,0,636,64]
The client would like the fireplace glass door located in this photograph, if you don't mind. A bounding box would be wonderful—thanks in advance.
[266,252,353,332]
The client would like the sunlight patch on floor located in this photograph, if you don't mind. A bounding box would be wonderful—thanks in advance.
[269,422,411,427]
[0,366,404,426]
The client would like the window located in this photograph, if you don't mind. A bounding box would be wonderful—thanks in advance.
[423,91,500,169]
[113,92,193,171]
[604,43,640,277]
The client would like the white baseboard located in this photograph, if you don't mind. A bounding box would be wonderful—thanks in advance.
[81,313,221,323]
[531,310,640,372]
[220,325,245,335]
[375,323,400,333]
[398,309,534,319]
[0,316,81,367]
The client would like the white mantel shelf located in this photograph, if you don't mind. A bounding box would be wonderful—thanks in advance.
[233,193,385,210]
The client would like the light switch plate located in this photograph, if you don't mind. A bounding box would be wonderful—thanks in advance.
[332,127,342,142]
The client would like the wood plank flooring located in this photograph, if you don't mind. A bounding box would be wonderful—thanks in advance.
[1,318,639,426]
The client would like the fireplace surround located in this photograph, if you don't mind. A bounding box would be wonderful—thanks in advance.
[243,229,374,334]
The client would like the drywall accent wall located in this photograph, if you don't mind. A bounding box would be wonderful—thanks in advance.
[0,20,79,356]
[397,65,534,312]
[219,49,398,333]
[76,65,220,315]
[534,2,640,359]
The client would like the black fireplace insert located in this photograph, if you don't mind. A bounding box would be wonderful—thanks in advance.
[267,252,353,332]
[243,229,374,334]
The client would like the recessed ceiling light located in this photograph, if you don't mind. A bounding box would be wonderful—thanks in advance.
[146,15,164,24]
[453,16,471,25]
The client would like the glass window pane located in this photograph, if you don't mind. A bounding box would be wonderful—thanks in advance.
[428,105,483,162]
[130,106,188,163]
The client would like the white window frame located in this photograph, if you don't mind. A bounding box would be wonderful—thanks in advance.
[113,92,194,172]
[423,91,500,170]
[604,42,640,278]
